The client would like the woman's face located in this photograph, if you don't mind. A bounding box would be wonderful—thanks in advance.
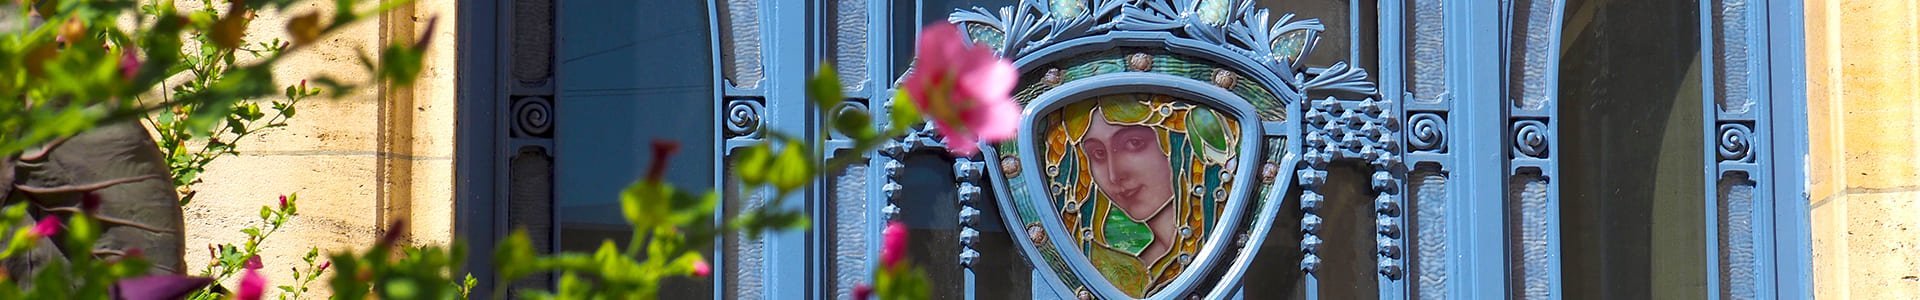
[1081,114,1175,214]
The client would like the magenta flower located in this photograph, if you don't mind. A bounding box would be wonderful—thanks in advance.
[236,268,265,300]
[118,50,140,80]
[278,195,288,209]
[691,257,712,278]
[903,22,1020,156]
[881,221,908,267]
[31,217,60,237]
[244,255,262,270]
[853,284,873,299]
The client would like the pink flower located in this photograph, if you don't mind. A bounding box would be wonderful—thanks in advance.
[903,22,1020,156]
[31,217,60,237]
[244,255,262,270]
[317,261,331,272]
[118,50,140,80]
[690,257,712,278]
[277,195,288,209]
[853,284,873,299]
[881,221,908,267]
[236,268,266,300]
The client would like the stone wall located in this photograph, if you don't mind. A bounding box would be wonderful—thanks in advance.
[1806,0,1920,298]
[180,0,458,297]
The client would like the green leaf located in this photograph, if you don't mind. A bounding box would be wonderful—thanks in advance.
[832,108,876,140]
[807,63,844,113]
[666,190,719,225]
[379,44,425,86]
[890,89,922,129]
[733,145,772,185]
[619,180,671,230]
[766,144,812,194]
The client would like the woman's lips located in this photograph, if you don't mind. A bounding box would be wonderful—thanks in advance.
[1117,185,1142,202]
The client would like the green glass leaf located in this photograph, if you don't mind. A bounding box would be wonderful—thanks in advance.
[1102,207,1153,255]
[1271,29,1312,66]
[1185,108,1231,153]
[1197,0,1231,26]
[963,23,1005,48]
[1098,98,1152,124]
[1050,0,1087,19]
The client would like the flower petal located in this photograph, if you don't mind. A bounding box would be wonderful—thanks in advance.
[32,217,60,237]
[237,269,266,300]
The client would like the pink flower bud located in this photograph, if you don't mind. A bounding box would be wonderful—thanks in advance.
[30,217,60,237]
[646,140,682,182]
[854,284,873,299]
[245,255,262,270]
[318,261,331,272]
[118,50,140,80]
[881,221,908,267]
[278,195,288,209]
[691,258,712,278]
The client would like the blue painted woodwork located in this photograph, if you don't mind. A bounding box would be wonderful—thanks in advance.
[449,0,1816,298]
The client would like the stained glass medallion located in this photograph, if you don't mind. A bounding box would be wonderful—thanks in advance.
[1037,94,1242,297]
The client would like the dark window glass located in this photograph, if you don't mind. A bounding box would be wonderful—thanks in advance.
[1558,0,1708,298]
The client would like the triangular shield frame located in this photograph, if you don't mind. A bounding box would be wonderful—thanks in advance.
[951,0,1391,299]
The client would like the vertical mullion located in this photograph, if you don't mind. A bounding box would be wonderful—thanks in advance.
[1703,0,1784,298]
[863,0,893,299]
[765,0,817,297]
[1377,0,1411,298]
[1764,0,1812,296]
[1450,0,1508,298]
[1698,1,1725,299]
[1502,0,1564,299]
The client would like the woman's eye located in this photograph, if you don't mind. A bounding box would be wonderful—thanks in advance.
[1088,149,1108,160]
[1125,138,1147,150]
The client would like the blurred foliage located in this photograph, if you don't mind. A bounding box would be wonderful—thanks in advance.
[0,0,427,156]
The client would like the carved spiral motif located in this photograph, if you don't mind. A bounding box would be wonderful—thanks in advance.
[514,97,553,137]
[725,100,765,137]
[1718,123,1754,162]
[1407,113,1445,152]
[1512,120,1549,158]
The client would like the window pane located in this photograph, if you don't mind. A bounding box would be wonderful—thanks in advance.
[555,0,716,297]
[1557,0,1707,298]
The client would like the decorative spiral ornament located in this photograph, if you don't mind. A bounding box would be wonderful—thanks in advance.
[1407,113,1445,152]
[1718,123,1754,162]
[725,100,765,137]
[513,97,553,137]
[1512,120,1549,158]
